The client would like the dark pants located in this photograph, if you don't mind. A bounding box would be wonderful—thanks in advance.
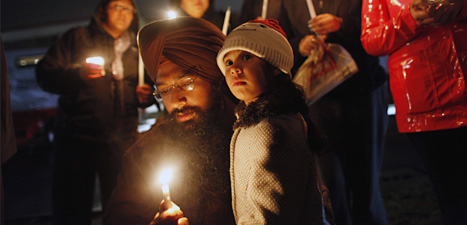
[406,126,467,225]
[310,84,389,225]
[52,132,136,225]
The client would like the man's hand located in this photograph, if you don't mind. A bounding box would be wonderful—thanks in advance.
[136,84,152,103]
[309,13,343,35]
[299,35,326,57]
[411,0,464,26]
[411,0,437,25]
[80,62,105,80]
[150,201,189,225]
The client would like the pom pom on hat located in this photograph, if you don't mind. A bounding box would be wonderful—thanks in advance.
[217,18,293,76]
[249,18,287,38]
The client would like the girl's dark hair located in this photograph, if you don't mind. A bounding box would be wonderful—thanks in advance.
[273,74,327,154]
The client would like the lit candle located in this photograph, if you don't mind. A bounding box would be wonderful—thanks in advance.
[222,6,231,35]
[305,0,317,19]
[261,0,268,19]
[159,168,173,208]
[167,11,177,19]
[85,56,105,76]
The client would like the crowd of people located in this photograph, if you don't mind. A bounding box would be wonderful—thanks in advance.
[5,0,463,224]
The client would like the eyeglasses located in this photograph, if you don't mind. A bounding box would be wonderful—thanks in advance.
[108,4,136,14]
[153,77,198,100]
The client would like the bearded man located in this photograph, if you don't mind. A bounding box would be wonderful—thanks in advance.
[103,17,237,225]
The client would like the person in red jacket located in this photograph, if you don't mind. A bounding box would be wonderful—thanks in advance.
[361,0,467,223]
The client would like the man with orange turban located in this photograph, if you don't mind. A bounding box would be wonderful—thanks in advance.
[103,17,237,225]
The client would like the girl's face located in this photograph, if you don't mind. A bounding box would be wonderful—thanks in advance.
[223,50,274,105]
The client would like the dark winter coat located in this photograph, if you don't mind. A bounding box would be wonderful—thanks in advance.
[36,0,152,139]
[240,0,387,96]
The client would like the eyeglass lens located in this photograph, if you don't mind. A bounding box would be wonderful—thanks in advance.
[154,77,196,100]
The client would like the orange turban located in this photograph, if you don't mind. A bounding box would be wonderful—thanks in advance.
[138,17,226,84]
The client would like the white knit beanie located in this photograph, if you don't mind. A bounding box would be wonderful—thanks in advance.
[217,18,294,77]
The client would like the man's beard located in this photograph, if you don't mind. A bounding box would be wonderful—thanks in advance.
[166,106,215,134]
[158,94,234,224]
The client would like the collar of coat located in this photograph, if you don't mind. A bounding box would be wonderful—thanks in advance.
[233,82,307,129]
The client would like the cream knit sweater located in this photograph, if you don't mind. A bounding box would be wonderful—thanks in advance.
[230,113,330,225]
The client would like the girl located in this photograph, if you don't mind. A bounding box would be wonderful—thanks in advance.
[217,19,333,225]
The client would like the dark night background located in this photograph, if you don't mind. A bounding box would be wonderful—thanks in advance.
[2,0,441,224]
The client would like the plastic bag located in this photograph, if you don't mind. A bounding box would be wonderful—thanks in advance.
[293,43,358,105]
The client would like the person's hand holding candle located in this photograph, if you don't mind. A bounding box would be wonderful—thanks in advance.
[309,13,343,36]
[136,84,152,103]
[150,201,189,225]
[150,168,189,225]
[81,56,105,80]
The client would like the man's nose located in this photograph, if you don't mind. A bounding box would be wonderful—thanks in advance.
[168,88,187,108]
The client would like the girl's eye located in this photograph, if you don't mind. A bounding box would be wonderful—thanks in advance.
[225,60,233,66]
[242,54,252,61]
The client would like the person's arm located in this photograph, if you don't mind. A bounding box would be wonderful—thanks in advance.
[103,147,159,225]
[137,72,157,107]
[309,0,361,47]
[360,0,422,56]
[457,0,467,20]
[36,29,85,95]
[136,84,154,105]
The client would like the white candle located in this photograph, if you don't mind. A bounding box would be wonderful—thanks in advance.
[162,183,172,208]
[159,169,173,208]
[85,56,105,76]
[306,0,317,19]
[222,6,231,35]
[138,52,144,86]
[261,0,268,19]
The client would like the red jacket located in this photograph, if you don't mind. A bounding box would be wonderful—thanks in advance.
[361,0,467,132]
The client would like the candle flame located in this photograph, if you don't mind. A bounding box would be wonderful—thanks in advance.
[167,11,177,19]
[162,183,170,193]
[159,168,173,184]
[85,56,104,65]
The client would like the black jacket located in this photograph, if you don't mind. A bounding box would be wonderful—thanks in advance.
[240,0,387,97]
[36,1,153,139]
